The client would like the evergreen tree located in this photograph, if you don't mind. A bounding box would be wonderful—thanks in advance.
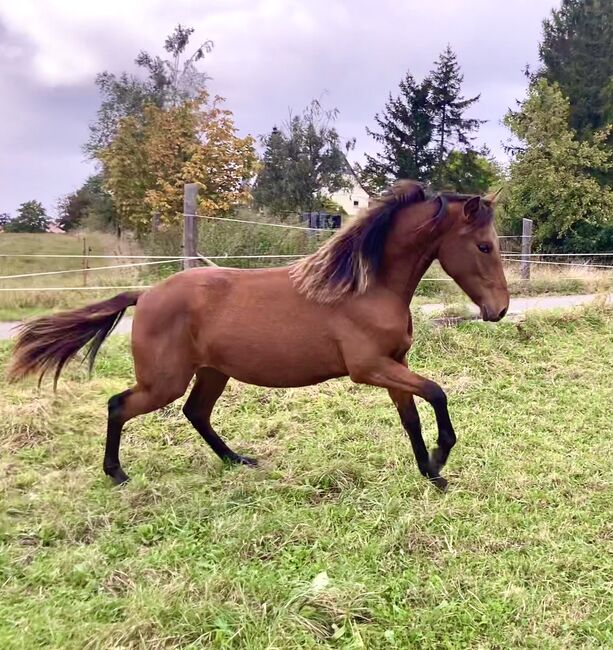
[430,45,483,181]
[362,73,435,190]
[540,0,613,136]
[253,101,353,216]
[253,127,290,216]
[437,148,502,195]
[363,47,484,191]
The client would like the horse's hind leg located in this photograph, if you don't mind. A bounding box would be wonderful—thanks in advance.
[104,381,190,485]
[183,367,256,466]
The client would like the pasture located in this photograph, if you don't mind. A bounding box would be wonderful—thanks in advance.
[0,232,144,321]
[1,306,612,648]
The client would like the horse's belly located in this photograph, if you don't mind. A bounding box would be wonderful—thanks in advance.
[204,327,346,387]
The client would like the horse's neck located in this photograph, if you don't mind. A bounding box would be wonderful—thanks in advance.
[380,224,442,304]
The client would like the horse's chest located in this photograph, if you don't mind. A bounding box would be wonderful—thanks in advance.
[370,315,413,353]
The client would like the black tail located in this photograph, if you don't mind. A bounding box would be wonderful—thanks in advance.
[8,291,141,387]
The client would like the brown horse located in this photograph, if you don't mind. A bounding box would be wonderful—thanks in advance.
[8,181,509,490]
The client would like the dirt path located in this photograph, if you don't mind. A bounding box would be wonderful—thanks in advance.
[0,293,611,341]
[419,292,613,316]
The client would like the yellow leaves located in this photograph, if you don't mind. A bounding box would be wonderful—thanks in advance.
[99,92,257,234]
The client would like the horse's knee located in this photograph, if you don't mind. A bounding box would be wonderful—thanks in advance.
[108,389,132,422]
[426,383,447,408]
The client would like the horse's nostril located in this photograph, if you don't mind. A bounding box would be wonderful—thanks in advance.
[498,307,508,320]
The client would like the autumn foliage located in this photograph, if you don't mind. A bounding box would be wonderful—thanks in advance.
[100,92,257,234]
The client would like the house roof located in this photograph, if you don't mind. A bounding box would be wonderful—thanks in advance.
[341,155,371,196]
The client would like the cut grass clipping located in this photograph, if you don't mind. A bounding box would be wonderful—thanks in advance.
[1,306,612,648]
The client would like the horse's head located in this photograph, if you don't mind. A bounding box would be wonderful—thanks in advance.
[437,194,509,322]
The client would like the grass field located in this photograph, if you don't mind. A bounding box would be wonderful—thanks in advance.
[1,307,612,648]
[0,232,149,321]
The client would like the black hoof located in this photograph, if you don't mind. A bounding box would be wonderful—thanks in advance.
[225,454,258,467]
[105,467,130,486]
[429,475,448,492]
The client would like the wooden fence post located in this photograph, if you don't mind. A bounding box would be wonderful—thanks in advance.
[520,218,533,280]
[183,183,199,271]
[82,237,89,287]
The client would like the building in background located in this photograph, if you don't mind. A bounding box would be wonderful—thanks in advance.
[329,174,371,217]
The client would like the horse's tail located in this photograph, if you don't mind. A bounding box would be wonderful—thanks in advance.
[7,291,142,388]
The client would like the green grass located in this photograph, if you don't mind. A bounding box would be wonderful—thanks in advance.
[1,308,612,649]
[0,232,147,321]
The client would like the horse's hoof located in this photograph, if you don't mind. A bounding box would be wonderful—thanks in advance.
[224,454,258,467]
[106,469,130,486]
[236,455,258,467]
[430,475,448,492]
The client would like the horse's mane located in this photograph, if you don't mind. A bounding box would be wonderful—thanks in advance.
[290,180,440,303]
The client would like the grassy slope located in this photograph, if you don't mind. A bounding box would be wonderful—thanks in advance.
[0,232,144,321]
[0,308,612,648]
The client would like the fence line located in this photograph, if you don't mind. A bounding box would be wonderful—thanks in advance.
[1,254,611,282]
[2,251,613,261]
[190,213,337,232]
[0,285,153,292]
[0,277,471,293]
[0,258,185,281]
[501,257,613,270]
[501,252,613,257]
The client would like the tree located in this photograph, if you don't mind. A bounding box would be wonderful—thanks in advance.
[57,175,118,232]
[362,48,484,191]
[361,72,435,190]
[503,79,613,251]
[253,100,354,216]
[430,46,483,181]
[437,149,502,194]
[100,92,257,234]
[540,0,613,137]
[85,25,213,157]
[5,201,49,233]
[252,127,290,215]
[0,213,11,229]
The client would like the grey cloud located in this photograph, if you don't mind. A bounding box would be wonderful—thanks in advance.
[0,1,558,216]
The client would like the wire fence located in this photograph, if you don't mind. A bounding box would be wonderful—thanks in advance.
[1,207,612,296]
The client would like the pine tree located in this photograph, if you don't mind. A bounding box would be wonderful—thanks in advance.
[540,0,613,136]
[429,46,483,182]
[362,73,435,190]
[363,49,484,191]
[253,101,353,216]
[253,127,290,216]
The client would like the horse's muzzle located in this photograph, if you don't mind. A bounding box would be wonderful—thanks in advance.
[481,305,508,322]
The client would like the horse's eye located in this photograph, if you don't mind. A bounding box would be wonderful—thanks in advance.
[478,243,491,254]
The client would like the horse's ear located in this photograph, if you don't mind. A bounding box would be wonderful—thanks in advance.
[463,196,481,223]
[484,187,503,204]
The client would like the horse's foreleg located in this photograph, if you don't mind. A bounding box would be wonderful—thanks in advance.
[183,367,257,466]
[351,358,455,490]
[104,382,189,485]
[388,389,436,481]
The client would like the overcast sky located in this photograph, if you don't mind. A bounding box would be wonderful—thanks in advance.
[0,0,559,218]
